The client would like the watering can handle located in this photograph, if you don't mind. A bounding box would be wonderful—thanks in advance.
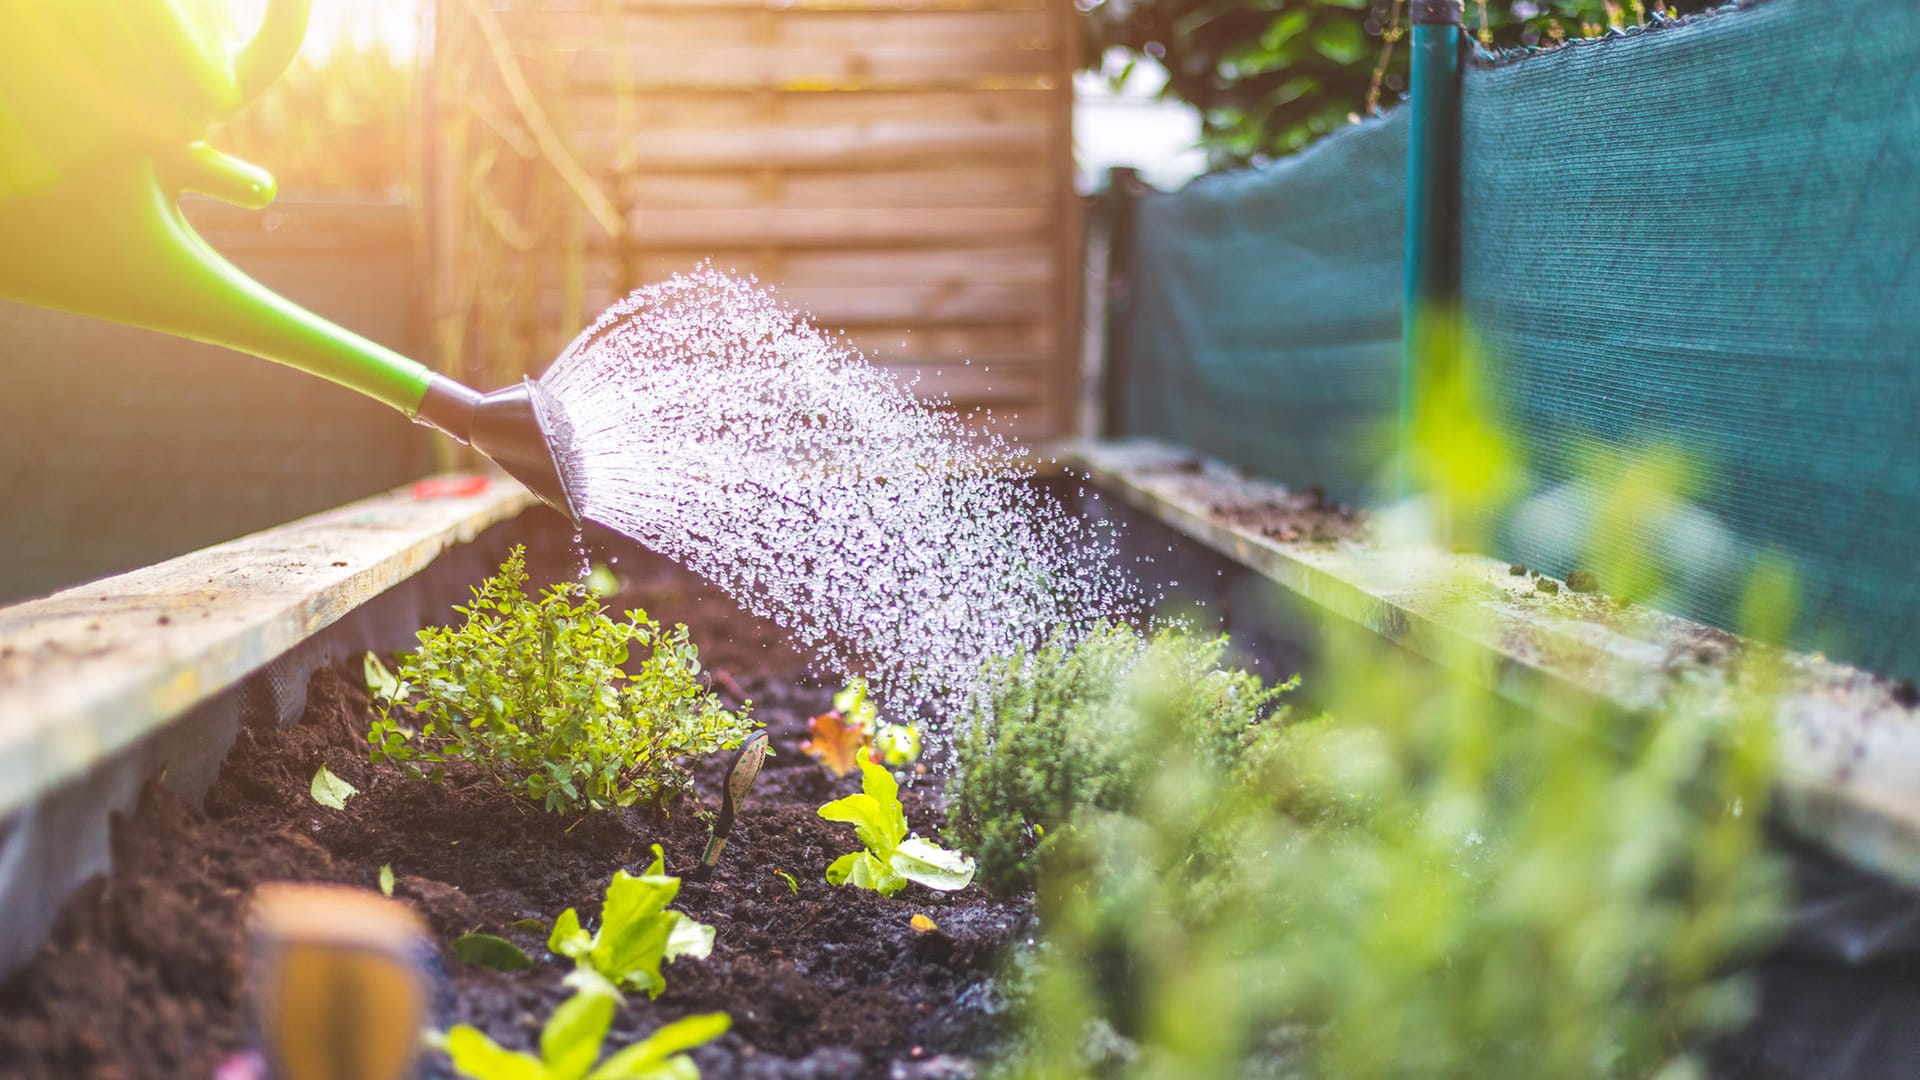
[233,0,313,104]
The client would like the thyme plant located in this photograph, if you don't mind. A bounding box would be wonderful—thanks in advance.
[946,623,1296,895]
[368,547,758,813]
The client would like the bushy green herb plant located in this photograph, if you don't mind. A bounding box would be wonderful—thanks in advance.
[946,623,1295,895]
[549,845,715,999]
[367,547,759,813]
[821,758,975,897]
[443,979,728,1080]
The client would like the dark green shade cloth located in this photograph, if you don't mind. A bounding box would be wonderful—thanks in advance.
[1113,0,1920,679]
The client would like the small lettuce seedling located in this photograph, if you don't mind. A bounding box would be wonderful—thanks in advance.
[549,846,715,998]
[443,981,728,1080]
[819,758,974,897]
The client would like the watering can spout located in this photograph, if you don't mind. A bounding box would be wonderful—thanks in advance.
[416,377,584,524]
[0,0,583,523]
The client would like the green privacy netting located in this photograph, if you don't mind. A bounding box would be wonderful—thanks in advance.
[1463,0,1920,678]
[1111,0,1920,681]
[1110,107,1407,502]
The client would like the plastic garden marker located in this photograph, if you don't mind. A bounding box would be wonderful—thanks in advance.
[690,730,770,882]
[0,1,582,521]
[249,883,430,1080]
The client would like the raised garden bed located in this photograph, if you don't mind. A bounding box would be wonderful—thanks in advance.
[0,533,1023,1079]
[6,457,1920,1079]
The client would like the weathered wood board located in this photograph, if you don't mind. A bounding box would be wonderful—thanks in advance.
[0,476,534,820]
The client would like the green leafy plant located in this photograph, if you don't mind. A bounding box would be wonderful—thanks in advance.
[1083,0,1719,165]
[367,547,759,813]
[820,758,975,898]
[548,846,715,999]
[946,623,1295,895]
[443,981,729,1080]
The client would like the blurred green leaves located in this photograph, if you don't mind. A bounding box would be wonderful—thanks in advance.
[984,412,1799,1074]
[999,615,1786,1077]
[1080,0,1717,166]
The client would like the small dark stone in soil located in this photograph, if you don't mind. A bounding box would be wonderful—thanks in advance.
[1535,578,1561,596]
[1508,564,1529,576]
[1892,680,1919,709]
[1565,570,1599,594]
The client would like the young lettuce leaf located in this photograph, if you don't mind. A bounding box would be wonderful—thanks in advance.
[819,759,975,897]
[443,980,729,1080]
[548,845,715,998]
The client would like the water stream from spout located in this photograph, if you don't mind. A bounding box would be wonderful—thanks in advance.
[540,267,1140,722]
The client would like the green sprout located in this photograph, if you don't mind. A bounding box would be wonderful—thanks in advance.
[548,846,715,999]
[442,979,728,1080]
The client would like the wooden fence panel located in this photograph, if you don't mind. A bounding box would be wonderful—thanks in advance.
[428,0,1079,437]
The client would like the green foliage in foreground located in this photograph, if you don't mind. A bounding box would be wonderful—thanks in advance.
[549,846,716,999]
[443,980,728,1080]
[367,547,760,814]
[945,623,1296,895]
[821,758,976,898]
[996,623,1785,1079]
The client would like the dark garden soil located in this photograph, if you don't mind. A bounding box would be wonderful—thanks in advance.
[0,552,1028,1080]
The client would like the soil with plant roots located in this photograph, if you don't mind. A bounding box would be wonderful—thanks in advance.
[0,547,1027,1080]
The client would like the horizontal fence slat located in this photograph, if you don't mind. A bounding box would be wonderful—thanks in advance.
[555,45,1057,93]
[841,321,1055,361]
[576,120,1053,172]
[579,246,1055,286]
[505,7,1053,47]
[617,167,1056,208]
[612,206,1051,247]
[557,87,1053,131]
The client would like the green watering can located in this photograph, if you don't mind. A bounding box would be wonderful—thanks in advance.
[0,0,581,520]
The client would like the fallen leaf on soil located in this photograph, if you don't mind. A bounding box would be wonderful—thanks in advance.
[911,914,938,933]
[378,864,394,897]
[309,765,358,810]
[450,932,533,971]
[803,709,870,776]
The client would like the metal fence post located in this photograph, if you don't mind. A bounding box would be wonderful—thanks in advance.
[1099,166,1145,438]
[1401,0,1465,497]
